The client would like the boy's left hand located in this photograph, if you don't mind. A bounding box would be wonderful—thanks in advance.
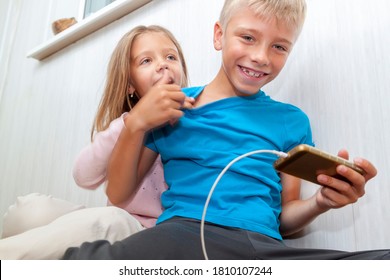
[315,149,377,210]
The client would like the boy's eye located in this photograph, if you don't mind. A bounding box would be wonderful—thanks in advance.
[273,45,288,52]
[242,35,254,42]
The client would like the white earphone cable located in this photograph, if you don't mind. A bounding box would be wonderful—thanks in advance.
[200,149,288,260]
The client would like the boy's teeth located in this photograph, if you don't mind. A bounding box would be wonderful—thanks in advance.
[242,67,263,78]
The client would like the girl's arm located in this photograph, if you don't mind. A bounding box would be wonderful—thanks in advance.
[106,115,157,205]
[105,83,193,205]
[279,150,377,237]
[72,115,127,189]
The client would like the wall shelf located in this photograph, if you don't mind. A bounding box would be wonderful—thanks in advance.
[27,0,152,60]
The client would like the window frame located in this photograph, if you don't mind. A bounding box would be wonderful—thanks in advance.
[82,0,117,19]
[27,0,153,60]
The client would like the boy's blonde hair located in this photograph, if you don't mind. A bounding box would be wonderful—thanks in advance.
[219,0,306,34]
[91,25,188,141]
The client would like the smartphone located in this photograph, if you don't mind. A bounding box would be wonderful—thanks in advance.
[273,144,365,185]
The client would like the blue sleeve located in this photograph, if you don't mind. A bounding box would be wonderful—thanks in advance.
[282,106,314,152]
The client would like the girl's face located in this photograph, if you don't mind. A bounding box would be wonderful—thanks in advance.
[129,32,184,97]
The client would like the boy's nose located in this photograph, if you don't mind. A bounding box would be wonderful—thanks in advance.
[251,47,270,66]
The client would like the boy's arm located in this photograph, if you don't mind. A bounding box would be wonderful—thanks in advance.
[279,150,377,237]
[279,174,328,237]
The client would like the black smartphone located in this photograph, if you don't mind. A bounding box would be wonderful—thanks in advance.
[273,144,364,185]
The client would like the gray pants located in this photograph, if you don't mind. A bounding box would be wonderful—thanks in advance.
[62,217,390,260]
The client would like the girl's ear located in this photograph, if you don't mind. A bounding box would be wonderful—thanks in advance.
[127,84,135,95]
[213,21,223,51]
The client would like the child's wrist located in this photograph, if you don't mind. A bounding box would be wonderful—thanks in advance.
[122,111,148,134]
[313,194,331,214]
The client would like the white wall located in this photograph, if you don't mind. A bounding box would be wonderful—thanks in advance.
[0,0,389,252]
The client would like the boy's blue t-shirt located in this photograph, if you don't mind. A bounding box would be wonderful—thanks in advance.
[146,86,313,240]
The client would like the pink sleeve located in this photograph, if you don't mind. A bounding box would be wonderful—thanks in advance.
[107,157,167,228]
[72,114,126,189]
[73,113,167,228]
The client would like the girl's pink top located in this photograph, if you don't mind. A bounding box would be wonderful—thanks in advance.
[72,114,167,228]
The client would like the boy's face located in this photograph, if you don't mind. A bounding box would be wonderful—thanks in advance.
[129,32,183,97]
[214,7,299,95]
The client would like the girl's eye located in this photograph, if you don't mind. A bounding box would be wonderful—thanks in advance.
[167,54,177,61]
[140,58,151,65]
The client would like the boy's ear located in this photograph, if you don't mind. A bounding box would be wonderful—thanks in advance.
[213,21,223,51]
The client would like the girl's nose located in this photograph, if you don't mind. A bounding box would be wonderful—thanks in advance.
[157,61,169,71]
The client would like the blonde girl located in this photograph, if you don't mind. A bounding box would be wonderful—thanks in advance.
[0,25,190,259]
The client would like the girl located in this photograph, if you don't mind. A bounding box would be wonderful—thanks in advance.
[73,24,192,228]
[0,25,193,259]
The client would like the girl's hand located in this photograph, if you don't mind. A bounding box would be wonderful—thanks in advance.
[125,73,195,132]
[315,149,377,211]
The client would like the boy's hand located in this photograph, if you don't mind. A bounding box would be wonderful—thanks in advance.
[315,149,377,210]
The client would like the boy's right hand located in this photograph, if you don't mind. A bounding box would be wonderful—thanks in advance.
[315,150,377,211]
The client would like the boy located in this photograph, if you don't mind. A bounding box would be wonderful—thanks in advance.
[63,0,388,259]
